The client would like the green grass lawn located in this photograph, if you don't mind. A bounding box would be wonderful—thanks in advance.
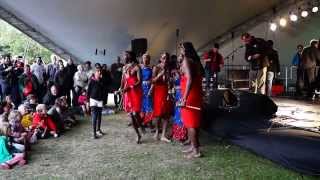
[0,113,318,180]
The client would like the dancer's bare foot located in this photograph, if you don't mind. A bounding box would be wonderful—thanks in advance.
[160,136,171,143]
[153,133,159,141]
[181,146,193,153]
[184,151,202,159]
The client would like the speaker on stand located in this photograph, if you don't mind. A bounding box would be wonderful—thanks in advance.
[131,38,148,57]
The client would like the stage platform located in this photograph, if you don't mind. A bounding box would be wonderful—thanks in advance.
[272,98,320,133]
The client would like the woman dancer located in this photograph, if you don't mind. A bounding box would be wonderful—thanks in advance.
[152,52,172,142]
[172,55,188,142]
[120,51,144,144]
[140,53,153,125]
[179,42,204,158]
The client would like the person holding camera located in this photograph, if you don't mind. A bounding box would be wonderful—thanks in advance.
[0,54,22,105]
[241,33,269,95]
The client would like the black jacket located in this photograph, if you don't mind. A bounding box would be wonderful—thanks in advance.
[267,49,280,73]
[87,78,104,101]
[65,64,77,89]
[43,91,58,108]
[245,38,269,70]
[301,46,320,69]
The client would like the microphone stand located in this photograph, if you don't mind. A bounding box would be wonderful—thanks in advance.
[224,45,244,88]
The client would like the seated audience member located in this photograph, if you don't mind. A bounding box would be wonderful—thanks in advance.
[78,89,89,115]
[48,97,73,132]
[25,94,38,112]
[59,96,77,127]
[48,99,64,132]
[32,104,58,138]
[0,101,13,115]
[17,104,38,144]
[8,111,27,145]
[18,104,33,129]
[0,114,9,132]
[0,123,26,170]
[43,85,59,108]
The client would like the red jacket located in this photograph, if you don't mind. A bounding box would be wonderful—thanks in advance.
[32,113,57,132]
[203,50,224,72]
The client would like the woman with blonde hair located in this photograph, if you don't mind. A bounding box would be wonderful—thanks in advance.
[32,104,58,138]
[0,122,26,170]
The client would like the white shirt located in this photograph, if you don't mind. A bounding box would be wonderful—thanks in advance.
[74,71,88,88]
[31,63,46,84]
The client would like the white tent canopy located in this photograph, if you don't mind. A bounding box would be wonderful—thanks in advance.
[0,0,282,63]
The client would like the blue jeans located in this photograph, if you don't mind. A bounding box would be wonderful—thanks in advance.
[91,106,102,135]
[205,68,213,89]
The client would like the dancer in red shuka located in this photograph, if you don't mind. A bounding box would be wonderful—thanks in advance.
[119,51,144,144]
[179,42,204,158]
[151,52,172,143]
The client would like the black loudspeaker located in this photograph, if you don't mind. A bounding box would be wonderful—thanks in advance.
[202,90,278,137]
[206,90,277,117]
[131,38,148,57]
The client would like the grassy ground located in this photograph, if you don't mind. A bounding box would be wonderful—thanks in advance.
[0,113,318,180]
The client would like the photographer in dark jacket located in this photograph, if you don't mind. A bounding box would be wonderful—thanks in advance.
[64,58,77,106]
[54,60,68,97]
[266,40,280,97]
[101,64,112,106]
[87,67,105,139]
[241,33,269,95]
[0,54,23,105]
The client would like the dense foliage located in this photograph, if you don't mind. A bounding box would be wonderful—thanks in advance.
[0,20,52,63]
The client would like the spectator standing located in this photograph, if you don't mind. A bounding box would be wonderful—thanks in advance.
[241,33,269,95]
[73,64,89,105]
[31,57,46,101]
[266,40,280,97]
[46,54,59,87]
[64,58,77,106]
[101,64,112,106]
[292,44,304,96]
[202,43,224,90]
[301,39,320,97]
[111,57,124,108]
[18,65,39,101]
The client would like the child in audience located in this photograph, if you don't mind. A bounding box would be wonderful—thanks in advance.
[18,104,33,129]
[78,89,89,115]
[8,111,27,145]
[48,98,67,132]
[17,104,38,144]
[32,104,58,138]
[0,123,26,170]
[25,94,38,112]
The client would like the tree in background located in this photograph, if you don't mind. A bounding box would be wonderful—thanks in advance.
[0,20,52,63]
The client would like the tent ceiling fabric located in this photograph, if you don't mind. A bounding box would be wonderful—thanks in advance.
[0,0,282,63]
